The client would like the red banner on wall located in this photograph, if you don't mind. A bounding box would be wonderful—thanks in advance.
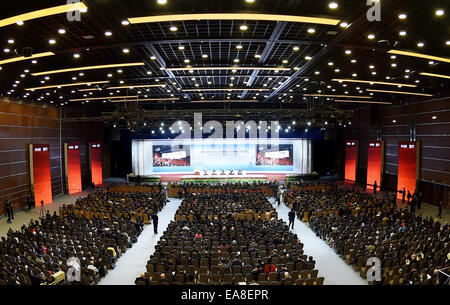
[367,140,384,191]
[30,144,52,205]
[65,143,82,194]
[90,142,103,186]
[345,140,358,182]
[397,141,420,199]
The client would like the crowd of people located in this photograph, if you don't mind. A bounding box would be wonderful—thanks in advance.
[0,185,168,285]
[136,183,323,285]
[286,182,449,285]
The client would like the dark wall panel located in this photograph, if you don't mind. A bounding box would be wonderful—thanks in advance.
[0,99,110,215]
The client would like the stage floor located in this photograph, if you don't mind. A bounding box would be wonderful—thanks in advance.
[158,173,287,182]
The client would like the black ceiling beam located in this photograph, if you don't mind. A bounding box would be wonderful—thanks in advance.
[241,21,287,99]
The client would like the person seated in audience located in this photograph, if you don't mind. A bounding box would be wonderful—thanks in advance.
[135,273,149,285]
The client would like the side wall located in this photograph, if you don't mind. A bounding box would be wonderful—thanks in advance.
[0,99,110,215]
[347,96,449,207]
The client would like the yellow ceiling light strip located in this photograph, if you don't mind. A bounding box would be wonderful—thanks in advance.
[0,51,55,65]
[166,66,291,72]
[366,89,433,97]
[387,50,450,64]
[78,88,103,92]
[0,2,88,28]
[334,99,392,105]
[110,98,179,103]
[303,94,372,99]
[32,62,146,76]
[106,84,166,90]
[419,72,450,79]
[184,88,270,92]
[69,95,138,102]
[128,13,340,26]
[332,78,416,88]
[190,100,258,103]
[25,81,109,91]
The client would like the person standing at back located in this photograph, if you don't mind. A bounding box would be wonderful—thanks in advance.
[437,201,443,218]
[288,209,295,230]
[152,213,159,234]
[5,200,11,223]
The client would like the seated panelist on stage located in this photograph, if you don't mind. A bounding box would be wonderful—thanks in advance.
[212,169,217,175]
[221,168,226,175]
[229,169,234,175]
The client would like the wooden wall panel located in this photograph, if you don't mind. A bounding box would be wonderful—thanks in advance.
[348,96,450,206]
[0,99,109,215]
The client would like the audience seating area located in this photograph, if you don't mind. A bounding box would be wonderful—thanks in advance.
[137,183,323,285]
[0,185,167,285]
[287,183,449,285]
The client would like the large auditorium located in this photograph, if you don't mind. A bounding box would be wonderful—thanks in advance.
[0,0,448,298]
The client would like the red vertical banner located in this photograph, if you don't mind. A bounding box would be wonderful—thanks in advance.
[345,140,358,182]
[64,143,82,194]
[397,141,420,199]
[89,142,103,186]
[30,144,52,205]
[367,140,384,191]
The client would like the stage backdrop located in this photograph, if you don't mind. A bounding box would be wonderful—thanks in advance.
[29,144,52,205]
[367,140,384,191]
[397,141,420,199]
[132,138,312,174]
[344,140,358,182]
[64,143,82,194]
[89,142,103,185]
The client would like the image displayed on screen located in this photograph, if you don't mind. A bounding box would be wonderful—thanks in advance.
[153,145,191,167]
[256,144,293,166]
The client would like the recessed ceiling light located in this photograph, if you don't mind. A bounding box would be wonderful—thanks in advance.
[369,65,375,69]
[178,46,185,50]
[435,9,445,16]
[307,28,316,34]
[58,29,66,34]
[157,0,167,5]
[352,73,357,77]
[202,54,208,58]
[282,59,288,64]
[305,56,312,60]
[105,31,113,36]
[391,63,397,67]
[245,0,255,3]
[398,13,407,19]
[16,21,24,26]
[315,71,320,75]
[351,59,357,63]
[236,45,243,49]
[3,48,10,53]
[122,48,130,53]
[7,39,14,44]
[293,46,300,51]
[73,53,80,58]
[416,42,424,48]
[234,58,240,63]
[367,34,375,39]
[121,20,130,25]
[255,54,261,58]
[399,31,407,36]
[429,61,435,65]
[184,59,190,63]
[169,26,177,32]
[240,25,248,31]
[150,56,156,60]
[329,2,338,9]
[390,55,397,59]
[328,62,334,66]
[339,22,349,28]
[446,41,450,46]
[32,60,37,64]
[345,49,352,54]
[49,39,56,44]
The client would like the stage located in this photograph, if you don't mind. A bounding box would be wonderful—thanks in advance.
[127,173,319,183]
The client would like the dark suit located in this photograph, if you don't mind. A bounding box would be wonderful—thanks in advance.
[152,214,159,234]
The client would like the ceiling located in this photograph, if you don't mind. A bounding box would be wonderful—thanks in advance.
[0,0,448,127]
